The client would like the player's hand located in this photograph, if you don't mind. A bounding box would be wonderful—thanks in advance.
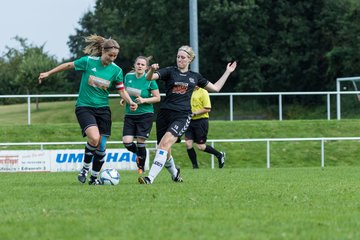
[150,63,159,71]
[119,99,125,106]
[38,72,49,84]
[227,61,237,73]
[135,96,145,104]
[129,102,138,111]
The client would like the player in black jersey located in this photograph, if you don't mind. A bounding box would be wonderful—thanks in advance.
[138,45,237,184]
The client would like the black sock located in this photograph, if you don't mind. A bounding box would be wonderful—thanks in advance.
[91,150,106,177]
[124,142,138,153]
[137,144,147,169]
[84,142,97,166]
[187,148,198,168]
[204,145,221,158]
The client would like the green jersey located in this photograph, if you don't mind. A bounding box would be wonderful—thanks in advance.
[74,56,124,108]
[124,72,159,115]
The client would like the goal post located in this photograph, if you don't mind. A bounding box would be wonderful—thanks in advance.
[336,76,360,120]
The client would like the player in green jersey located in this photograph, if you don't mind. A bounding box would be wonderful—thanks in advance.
[38,35,137,185]
[120,56,160,174]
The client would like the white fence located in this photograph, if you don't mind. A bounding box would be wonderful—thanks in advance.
[2,137,360,169]
[1,89,360,125]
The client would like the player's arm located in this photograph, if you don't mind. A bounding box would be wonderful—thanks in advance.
[204,61,237,92]
[146,63,160,81]
[118,89,138,111]
[38,62,74,84]
[192,107,211,116]
[135,89,161,104]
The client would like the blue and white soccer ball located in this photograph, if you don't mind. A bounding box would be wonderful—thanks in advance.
[100,168,120,185]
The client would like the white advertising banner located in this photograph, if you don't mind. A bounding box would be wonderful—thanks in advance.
[0,149,148,172]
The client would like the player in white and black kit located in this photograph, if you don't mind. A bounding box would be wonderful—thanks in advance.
[138,45,237,184]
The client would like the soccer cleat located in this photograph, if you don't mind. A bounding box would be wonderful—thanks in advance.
[77,168,89,183]
[218,152,226,168]
[138,176,151,184]
[88,178,103,185]
[172,167,183,182]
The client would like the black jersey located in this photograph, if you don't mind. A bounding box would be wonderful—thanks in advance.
[157,66,209,113]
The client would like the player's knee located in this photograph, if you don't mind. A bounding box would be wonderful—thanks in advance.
[88,138,100,148]
[196,144,206,151]
[185,141,193,149]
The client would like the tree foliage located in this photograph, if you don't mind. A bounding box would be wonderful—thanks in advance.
[0,37,71,104]
[66,0,359,96]
[1,0,359,102]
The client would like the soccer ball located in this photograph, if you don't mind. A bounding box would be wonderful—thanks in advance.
[100,168,120,185]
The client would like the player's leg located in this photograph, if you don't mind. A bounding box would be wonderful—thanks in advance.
[89,135,108,185]
[185,139,198,169]
[185,122,199,168]
[164,149,182,181]
[88,107,112,185]
[163,113,192,182]
[196,119,225,168]
[146,132,177,182]
[122,115,138,154]
[139,110,187,184]
[75,107,99,183]
[139,110,169,184]
[136,140,146,173]
[135,113,154,173]
[197,143,225,168]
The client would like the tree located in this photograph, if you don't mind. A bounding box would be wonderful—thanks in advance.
[0,37,71,106]
[66,0,360,98]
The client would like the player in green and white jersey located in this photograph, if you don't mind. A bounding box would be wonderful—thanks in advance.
[120,56,160,174]
[39,35,137,185]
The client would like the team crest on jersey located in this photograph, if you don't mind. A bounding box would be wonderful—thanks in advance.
[88,75,111,90]
[172,82,188,94]
[189,77,195,84]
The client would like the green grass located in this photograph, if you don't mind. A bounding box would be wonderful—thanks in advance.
[0,99,126,125]
[1,167,360,240]
[1,101,360,239]
[1,119,360,168]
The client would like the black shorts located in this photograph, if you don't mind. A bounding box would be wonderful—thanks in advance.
[122,113,154,139]
[156,109,192,143]
[185,118,209,144]
[75,106,112,137]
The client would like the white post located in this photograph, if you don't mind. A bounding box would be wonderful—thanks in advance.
[279,94,283,121]
[321,139,325,169]
[211,141,215,169]
[27,96,31,125]
[266,140,270,168]
[230,94,233,121]
[327,94,331,120]
[189,0,199,72]
[336,78,341,120]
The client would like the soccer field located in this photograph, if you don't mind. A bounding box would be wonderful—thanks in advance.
[1,167,359,240]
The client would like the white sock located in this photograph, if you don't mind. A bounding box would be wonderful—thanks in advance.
[91,170,99,177]
[83,162,91,170]
[165,156,178,179]
[148,149,168,183]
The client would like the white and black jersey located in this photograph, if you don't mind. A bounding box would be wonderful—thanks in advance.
[157,67,209,113]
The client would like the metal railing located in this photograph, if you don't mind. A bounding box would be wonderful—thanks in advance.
[1,137,360,169]
[1,91,360,125]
